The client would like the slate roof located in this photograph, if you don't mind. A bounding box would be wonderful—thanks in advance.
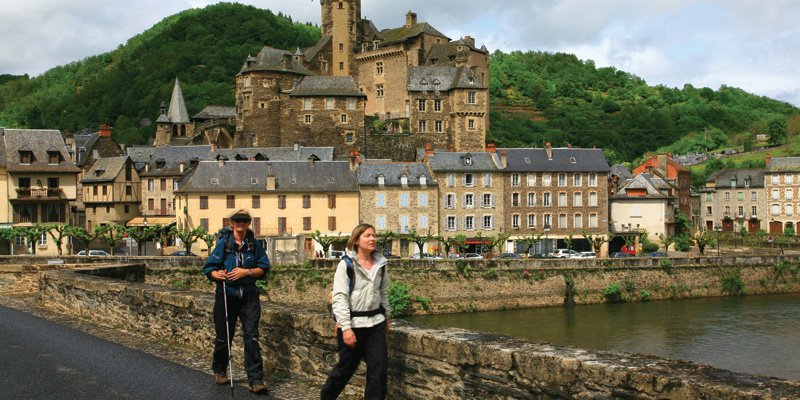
[177,161,358,193]
[193,106,236,120]
[707,169,765,188]
[81,156,129,183]
[127,145,211,174]
[209,147,334,162]
[1,129,81,173]
[407,66,486,92]
[610,164,633,180]
[238,46,314,76]
[499,148,610,173]
[376,23,448,46]
[766,157,800,173]
[167,78,190,124]
[427,151,500,172]
[289,76,366,97]
[612,174,672,200]
[426,39,489,65]
[357,163,434,187]
[304,35,331,60]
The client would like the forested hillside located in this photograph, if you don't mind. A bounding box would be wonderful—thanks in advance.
[0,3,319,144]
[1,3,796,160]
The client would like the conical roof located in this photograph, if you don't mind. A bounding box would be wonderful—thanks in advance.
[167,78,190,124]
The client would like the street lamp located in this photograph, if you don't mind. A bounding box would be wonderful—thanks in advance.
[543,223,551,255]
[714,225,722,256]
[142,216,149,256]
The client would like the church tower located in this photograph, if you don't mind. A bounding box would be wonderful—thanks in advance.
[320,0,361,77]
[154,78,192,147]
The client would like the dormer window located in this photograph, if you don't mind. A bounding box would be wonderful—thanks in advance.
[730,178,737,189]
[464,156,472,166]
[19,150,33,165]
[48,151,61,165]
[524,157,531,164]
[468,77,475,84]
[377,175,385,186]
[400,175,409,187]
[570,157,577,164]
[745,178,751,188]
[156,159,166,168]
[95,168,105,177]
[419,176,427,187]
[235,154,247,161]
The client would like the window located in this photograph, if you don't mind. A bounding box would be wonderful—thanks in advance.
[339,43,344,51]
[250,217,260,235]
[465,216,475,230]
[303,195,311,209]
[464,174,475,187]
[419,120,427,132]
[558,173,567,186]
[707,193,713,201]
[731,178,738,189]
[376,193,386,207]
[347,97,356,110]
[574,214,583,228]
[252,195,261,209]
[328,195,336,209]
[589,213,598,228]
[543,192,552,207]
[376,84,384,98]
[326,98,334,109]
[512,214,521,229]
[434,99,442,112]
[339,62,344,71]
[725,192,731,201]
[19,177,30,188]
[148,179,154,191]
[772,189,780,200]
[226,195,235,208]
[418,99,426,111]
[589,192,598,207]
[160,179,167,191]
[399,215,410,233]
[48,151,59,164]
[48,178,59,189]
[468,119,475,130]
[589,173,598,187]
[787,174,794,185]
[511,173,520,187]
[752,206,758,217]
[446,174,455,187]
[772,204,780,216]
[92,186,98,196]
[328,216,337,231]
[399,193,410,207]
[482,193,493,208]
[738,206,744,218]
[200,219,209,231]
[19,151,32,164]
[434,121,443,133]
[376,216,386,230]
[278,195,286,209]
[303,217,311,231]
[345,132,354,144]
[124,205,130,213]
[512,193,521,207]
[464,193,475,208]
[574,174,582,186]
[707,206,713,216]
[786,204,794,216]
[102,185,108,196]
[772,175,780,185]
[278,218,287,235]
[527,193,536,207]
[418,193,428,207]
[467,91,476,104]
[787,189,794,200]
[574,192,582,207]
[341,114,348,124]
[446,216,457,231]
[527,174,536,187]
[558,214,567,228]
[418,215,429,229]
[148,198,155,211]
[376,61,383,74]
[483,215,493,230]
[200,196,208,210]
[751,192,757,201]
[737,192,744,201]
[483,174,492,187]
[303,98,312,110]
[305,115,312,124]
[543,174,552,186]
[38,233,47,247]
[528,214,537,228]
[558,192,567,207]
[444,194,455,209]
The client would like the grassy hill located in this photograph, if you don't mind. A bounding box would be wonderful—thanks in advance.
[0,3,797,160]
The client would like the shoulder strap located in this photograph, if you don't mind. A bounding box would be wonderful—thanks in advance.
[342,255,355,295]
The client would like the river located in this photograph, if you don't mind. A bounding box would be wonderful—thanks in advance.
[408,293,800,381]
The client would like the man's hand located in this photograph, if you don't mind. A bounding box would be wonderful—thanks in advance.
[342,328,357,348]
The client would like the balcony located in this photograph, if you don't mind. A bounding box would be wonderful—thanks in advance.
[13,187,66,201]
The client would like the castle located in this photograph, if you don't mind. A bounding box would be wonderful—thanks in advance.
[156,0,490,160]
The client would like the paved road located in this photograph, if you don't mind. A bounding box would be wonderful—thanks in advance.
[0,304,263,400]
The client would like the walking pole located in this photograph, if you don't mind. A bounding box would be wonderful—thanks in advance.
[222,280,234,398]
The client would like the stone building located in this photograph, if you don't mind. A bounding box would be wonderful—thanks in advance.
[499,144,611,254]
[426,148,505,254]
[81,156,142,232]
[0,129,80,255]
[700,169,765,233]
[357,158,438,257]
[174,158,359,257]
[154,78,193,147]
[764,156,800,234]
[610,173,677,250]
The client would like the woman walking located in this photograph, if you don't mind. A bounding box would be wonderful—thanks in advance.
[321,223,390,400]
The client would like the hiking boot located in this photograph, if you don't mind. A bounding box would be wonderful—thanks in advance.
[249,382,268,395]
[213,373,230,385]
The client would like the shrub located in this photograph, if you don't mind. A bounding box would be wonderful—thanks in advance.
[720,270,745,296]
[602,282,627,303]
[660,258,674,274]
[388,282,413,317]
[481,267,499,280]
[642,242,659,253]
[673,234,691,251]
[455,259,471,278]
[639,289,651,301]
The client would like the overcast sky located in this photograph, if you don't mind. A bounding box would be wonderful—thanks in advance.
[1,0,798,106]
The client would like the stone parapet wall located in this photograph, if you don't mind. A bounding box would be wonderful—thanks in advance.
[38,266,800,399]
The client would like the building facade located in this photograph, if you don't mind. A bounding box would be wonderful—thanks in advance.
[82,156,142,232]
[764,156,800,234]
[700,169,765,233]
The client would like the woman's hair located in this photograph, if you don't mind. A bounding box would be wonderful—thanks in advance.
[346,223,376,252]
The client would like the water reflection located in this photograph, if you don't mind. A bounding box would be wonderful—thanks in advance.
[408,294,800,380]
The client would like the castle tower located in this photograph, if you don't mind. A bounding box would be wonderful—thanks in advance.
[154,78,193,146]
[321,0,361,77]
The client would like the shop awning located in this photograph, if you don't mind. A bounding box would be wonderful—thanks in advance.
[126,217,176,227]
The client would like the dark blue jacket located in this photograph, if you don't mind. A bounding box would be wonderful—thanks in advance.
[203,229,270,298]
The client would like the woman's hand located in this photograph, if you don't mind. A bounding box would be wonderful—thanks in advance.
[385,319,390,335]
[228,268,252,281]
[212,270,228,281]
[342,328,357,348]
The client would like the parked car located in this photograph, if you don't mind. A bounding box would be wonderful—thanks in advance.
[500,253,522,259]
[410,253,442,259]
[447,253,462,259]
[328,250,346,259]
[578,251,597,259]
[171,250,197,257]
[611,252,634,258]
[531,252,555,259]
[382,253,401,259]
[648,251,667,258]
[552,249,580,258]
[463,253,483,259]
[77,249,111,256]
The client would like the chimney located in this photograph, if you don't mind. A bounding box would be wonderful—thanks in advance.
[144,163,149,172]
[281,53,292,70]
[99,124,112,138]
[349,150,361,172]
[179,162,185,173]
[405,11,417,28]
[487,143,496,153]
[266,175,276,191]
[218,156,227,168]
[500,150,508,168]
[766,153,772,166]
[657,154,668,174]
[545,142,553,160]
[424,143,434,161]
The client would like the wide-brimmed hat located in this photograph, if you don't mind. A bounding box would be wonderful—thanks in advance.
[229,209,252,223]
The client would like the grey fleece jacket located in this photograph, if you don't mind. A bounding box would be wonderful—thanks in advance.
[330,251,390,331]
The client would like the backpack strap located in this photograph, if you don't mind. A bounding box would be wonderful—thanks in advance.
[342,255,356,295]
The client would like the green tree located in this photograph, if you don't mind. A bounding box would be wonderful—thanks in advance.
[581,231,608,256]
[46,224,72,255]
[125,225,160,256]
[66,226,98,253]
[768,117,788,145]
[519,231,544,256]
[657,233,675,253]
[97,224,126,255]
[376,230,396,256]
[173,225,207,253]
[17,225,51,255]
[311,230,345,257]
[485,232,512,257]
[408,229,436,257]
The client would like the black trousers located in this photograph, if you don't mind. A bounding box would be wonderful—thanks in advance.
[320,321,387,400]
[212,290,264,385]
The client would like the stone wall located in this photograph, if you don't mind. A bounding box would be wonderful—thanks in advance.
[38,266,800,399]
